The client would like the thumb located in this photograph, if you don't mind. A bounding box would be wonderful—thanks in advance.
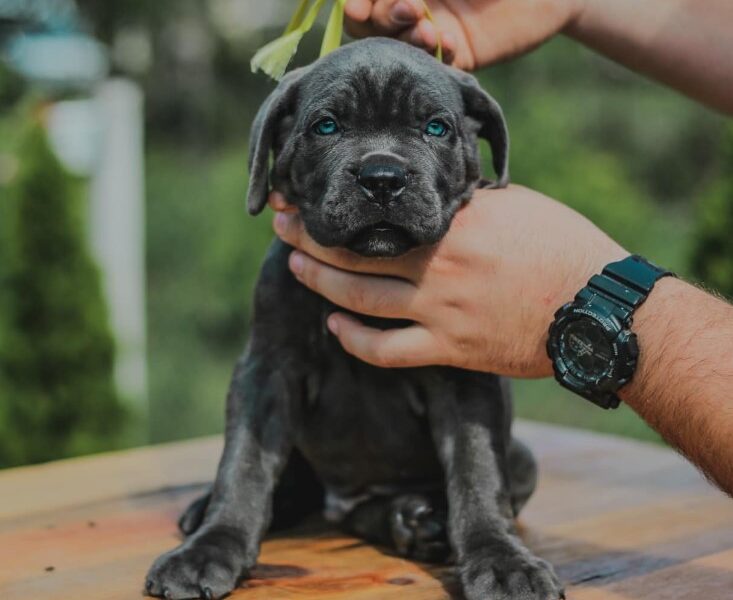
[372,0,425,31]
[346,0,425,38]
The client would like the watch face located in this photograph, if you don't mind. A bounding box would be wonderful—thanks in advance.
[560,318,614,379]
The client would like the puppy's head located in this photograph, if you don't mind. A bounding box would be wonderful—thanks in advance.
[248,38,508,257]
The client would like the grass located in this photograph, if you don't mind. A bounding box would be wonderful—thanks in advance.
[513,378,661,443]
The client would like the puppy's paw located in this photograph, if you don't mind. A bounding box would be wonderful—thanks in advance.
[145,526,252,599]
[390,494,450,563]
[461,547,563,600]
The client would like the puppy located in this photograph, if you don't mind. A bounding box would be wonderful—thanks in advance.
[146,38,562,600]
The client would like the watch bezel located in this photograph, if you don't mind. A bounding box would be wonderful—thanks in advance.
[547,303,638,409]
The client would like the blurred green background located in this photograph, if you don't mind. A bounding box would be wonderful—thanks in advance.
[0,1,731,468]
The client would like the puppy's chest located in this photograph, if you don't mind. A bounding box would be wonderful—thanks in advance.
[293,326,442,492]
[300,305,430,423]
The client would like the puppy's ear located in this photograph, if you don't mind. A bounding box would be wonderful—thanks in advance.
[247,67,309,215]
[450,69,509,188]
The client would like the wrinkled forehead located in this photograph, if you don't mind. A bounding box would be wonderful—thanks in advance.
[298,50,461,122]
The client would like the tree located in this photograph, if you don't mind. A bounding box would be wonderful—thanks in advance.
[0,122,124,467]
[690,124,733,300]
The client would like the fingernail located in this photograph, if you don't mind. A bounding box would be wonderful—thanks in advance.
[390,1,416,25]
[289,251,304,275]
[327,314,339,335]
[274,212,288,235]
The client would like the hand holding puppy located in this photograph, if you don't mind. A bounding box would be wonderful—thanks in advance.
[344,0,733,113]
[272,185,627,378]
[343,0,582,70]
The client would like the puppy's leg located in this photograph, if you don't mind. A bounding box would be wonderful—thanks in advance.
[508,437,538,517]
[427,378,563,600]
[342,493,450,562]
[178,448,323,536]
[146,354,295,600]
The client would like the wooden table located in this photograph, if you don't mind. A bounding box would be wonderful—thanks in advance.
[1,420,731,599]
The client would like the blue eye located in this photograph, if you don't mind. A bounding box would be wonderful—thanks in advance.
[425,119,448,137]
[314,118,339,135]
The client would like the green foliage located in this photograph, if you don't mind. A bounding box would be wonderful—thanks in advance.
[474,44,701,275]
[513,378,662,443]
[0,124,124,467]
[145,145,272,441]
[0,63,26,110]
[690,124,733,299]
[480,37,722,207]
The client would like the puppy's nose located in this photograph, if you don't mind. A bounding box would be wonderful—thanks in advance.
[357,164,406,201]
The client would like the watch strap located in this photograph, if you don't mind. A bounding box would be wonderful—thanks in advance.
[581,255,675,317]
[604,254,674,294]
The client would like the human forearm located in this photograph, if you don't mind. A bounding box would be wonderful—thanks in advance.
[566,0,733,114]
[620,277,733,494]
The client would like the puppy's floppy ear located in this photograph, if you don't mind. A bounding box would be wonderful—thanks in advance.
[247,66,309,215]
[450,69,509,188]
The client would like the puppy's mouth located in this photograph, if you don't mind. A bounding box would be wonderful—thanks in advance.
[347,221,416,257]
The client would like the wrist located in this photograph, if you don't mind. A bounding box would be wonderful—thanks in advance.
[531,243,628,377]
[617,277,693,405]
[546,254,673,408]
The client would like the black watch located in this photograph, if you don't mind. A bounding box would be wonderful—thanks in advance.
[546,255,675,409]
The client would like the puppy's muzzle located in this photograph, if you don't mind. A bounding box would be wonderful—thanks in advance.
[357,163,406,204]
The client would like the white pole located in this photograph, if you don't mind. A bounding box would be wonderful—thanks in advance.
[89,78,148,417]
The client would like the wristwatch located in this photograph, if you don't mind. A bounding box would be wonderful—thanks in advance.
[546,255,675,409]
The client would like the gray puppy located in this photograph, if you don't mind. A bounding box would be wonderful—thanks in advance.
[145,38,562,600]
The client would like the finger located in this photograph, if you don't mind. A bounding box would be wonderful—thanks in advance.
[396,18,446,59]
[371,0,424,33]
[273,212,422,279]
[290,251,420,320]
[345,2,455,66]
[327,313,439,368]
[267,191,298,214]
[344,13,378,39]
[416,2,476,70]
[440,31,457,65]
[344,0,373,23]
[346,0,424,38]
[398,25,429,51]
[413,18,437,50]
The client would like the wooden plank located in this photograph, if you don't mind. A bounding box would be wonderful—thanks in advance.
[0,420,731,599]
[0,436,222,521]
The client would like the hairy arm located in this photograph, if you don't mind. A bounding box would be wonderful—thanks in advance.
[567,0,733,114]
[621,278,733,493]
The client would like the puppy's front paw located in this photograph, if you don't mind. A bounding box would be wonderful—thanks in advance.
[461,547,563,600]
[390,494,450,563]
[145,526,253,600]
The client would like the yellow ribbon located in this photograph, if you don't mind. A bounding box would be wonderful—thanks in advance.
[251,0,442,81]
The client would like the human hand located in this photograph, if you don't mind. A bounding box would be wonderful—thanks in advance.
[271,185,627,377]
[343,0,583,70]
